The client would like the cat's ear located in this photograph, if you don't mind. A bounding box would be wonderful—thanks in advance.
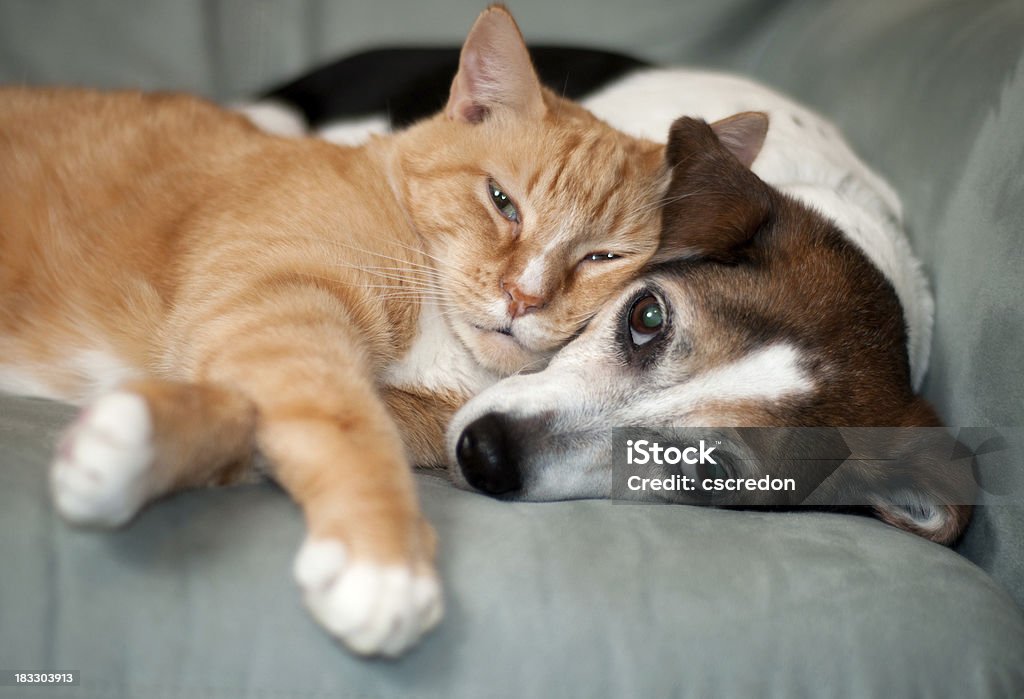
[445,6,546,124]
[709,112,768,169]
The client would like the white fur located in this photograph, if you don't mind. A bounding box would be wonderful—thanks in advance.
[484,297,509,322]
[0,349,138,405]
[451,339,811,437]
[383,297,498,394]
[515,232,575,298]
[293,537,443,657]
[232,100,308,137]
[0,364,62,402]
[581,68,933,389]
[67,349,140,401]
[516,255,547,297]
[623,343,813,423]
[233,100,389,146]
[317,116,390,147]
[50,391,154,527]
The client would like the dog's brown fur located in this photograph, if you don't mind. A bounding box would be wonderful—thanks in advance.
[654,117,972,542]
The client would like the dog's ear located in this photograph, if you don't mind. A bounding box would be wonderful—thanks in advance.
[870,486,972,545]
[868,398,974,544]
[710,112,769,168]
[652,115,773,265]
[665,112,768,171]
[445,6,545,124]
[835,399,975,545]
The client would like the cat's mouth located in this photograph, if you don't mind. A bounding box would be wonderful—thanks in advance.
[463,320,550,375]
[473,323,517,340]
[470,323,535,355]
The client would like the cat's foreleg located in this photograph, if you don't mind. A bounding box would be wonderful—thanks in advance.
[258,402,442,657]
[188,290,442,657]
[50,379,257,527]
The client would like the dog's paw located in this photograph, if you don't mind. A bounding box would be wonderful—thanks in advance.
[50,391,155,527]
[293,538,443,657]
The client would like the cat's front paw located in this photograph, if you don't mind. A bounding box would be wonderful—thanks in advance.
[50,391,155,527]
[293,537,443,657]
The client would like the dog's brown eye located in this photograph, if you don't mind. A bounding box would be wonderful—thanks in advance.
[629,295,664,346]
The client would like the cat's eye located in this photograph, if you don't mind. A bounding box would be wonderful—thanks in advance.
[487,179,519,223]
[628,294,665,347]
[582,251,621,263]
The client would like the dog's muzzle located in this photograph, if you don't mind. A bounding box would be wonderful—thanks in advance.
[455,412,522,496]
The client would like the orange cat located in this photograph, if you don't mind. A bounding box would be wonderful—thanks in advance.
[0,8,666,655]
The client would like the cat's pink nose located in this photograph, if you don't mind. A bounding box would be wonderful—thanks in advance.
[501,280,546,319]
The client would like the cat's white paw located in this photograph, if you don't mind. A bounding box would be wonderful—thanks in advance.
[294,538,443,657]
[50,391,154,527]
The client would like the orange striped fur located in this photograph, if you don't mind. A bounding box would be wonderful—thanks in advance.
[0,7,665,655]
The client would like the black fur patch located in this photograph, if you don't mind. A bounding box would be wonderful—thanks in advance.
[262,46,648,128]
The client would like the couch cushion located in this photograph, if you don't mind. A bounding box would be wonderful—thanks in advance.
[2,393,1022,698]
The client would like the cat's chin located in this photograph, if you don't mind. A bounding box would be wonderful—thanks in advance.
[461,324,548,376]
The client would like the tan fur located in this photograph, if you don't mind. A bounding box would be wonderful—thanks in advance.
[0,83,434,560]
[0,7,665,654]
[111,378,258,489]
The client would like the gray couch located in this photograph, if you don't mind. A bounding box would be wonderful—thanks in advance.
[2,1,1022,697]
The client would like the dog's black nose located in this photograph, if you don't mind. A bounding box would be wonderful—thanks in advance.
[456,413,522,495]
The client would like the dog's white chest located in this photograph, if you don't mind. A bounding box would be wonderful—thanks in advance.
[383,298,497,396]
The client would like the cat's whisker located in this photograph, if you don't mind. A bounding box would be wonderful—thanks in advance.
[331,239,441,270]
[368,288,458,302]
[564,314,596,326]
[509,355,551,377]
[621,187,713,220]
[359,265,445,278]
[351,271,441,286]
[281,235,442,274]
[366,290,450,298]
[339,282,443,294]
[330,274,445,291]
[371,290,454,300]
[366,293,454,304]
[332,251,440,276]
[316,265,444,287]
[273,274,449,301]
[619,177,722,220]
[356,261,445,278]
[384,239,449,267]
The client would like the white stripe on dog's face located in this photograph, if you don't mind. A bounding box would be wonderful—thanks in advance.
[447,276,816,500]
[619,343,813,426]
